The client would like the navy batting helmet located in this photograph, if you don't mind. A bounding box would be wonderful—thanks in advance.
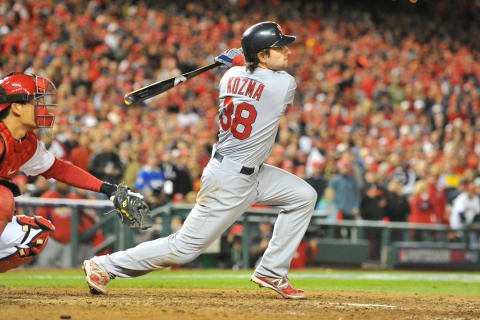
[241,21,296,63]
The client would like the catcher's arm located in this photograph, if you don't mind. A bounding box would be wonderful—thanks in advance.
[36,158,152,229]
[101,183,153,230]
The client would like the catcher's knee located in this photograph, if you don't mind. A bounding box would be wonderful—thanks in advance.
[0,215,54,273]
[17,215,55,233]
[0,185,15,227]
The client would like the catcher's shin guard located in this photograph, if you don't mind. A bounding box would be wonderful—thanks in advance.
[0,215,54,273]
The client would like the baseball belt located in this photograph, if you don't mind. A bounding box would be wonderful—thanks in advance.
[213,151,255,175]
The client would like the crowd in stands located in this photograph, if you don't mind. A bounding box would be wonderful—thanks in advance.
[3,0,480,265]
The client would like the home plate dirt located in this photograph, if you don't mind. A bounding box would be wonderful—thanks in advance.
[1,288,479,320]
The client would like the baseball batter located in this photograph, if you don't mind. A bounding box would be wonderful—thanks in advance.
[84,21,317,299]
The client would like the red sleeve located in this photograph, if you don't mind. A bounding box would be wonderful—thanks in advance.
[41,158,103,193]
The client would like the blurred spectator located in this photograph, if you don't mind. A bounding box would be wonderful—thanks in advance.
[249,221,273,269]
[134,152,166,207]
[120,146,142,187]
[385,178,410,241]
[89,137,123,185]
[427,163,448,225]
[409,180,435,224]
[290,237,318,269]
[360,170,387,260]
[328,157,361,221]
[30,176,50,198]
[444,161,465,204]
[315,187,338,220]
[389,161,416,197]
[41,133,68,160]
[408,180,436,240]
[226,224,244,270]
[449,181,480,244]
[171,150,193,196]
[12,174,28,196]
[328,157,362,239]
[57,129,79,159]
[69,134,94,172]
[159,150,178,201]
[306,160,327,207]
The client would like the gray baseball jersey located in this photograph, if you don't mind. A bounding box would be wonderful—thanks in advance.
[90,66,317,281]
[216,66,296,166]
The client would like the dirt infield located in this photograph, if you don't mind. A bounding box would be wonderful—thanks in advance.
[1,288,480,320]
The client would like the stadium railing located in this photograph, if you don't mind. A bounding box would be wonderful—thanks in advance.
[15,198,480,269]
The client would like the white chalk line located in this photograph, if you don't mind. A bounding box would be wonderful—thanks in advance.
[329,302,397,309]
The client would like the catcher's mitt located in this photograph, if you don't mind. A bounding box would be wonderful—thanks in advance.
[106,184,153,229]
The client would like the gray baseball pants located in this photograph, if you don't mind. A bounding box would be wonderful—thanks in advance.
[92,155,316,278]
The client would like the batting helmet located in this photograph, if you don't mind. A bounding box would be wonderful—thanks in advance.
[0,73,56,128]
[241,21,296,62]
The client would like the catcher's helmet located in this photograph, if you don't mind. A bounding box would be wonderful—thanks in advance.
[0,73,56,128]
[241,21,296,62]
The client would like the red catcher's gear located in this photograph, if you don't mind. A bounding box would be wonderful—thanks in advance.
[0,184,15,236]
[0,215,54,273]
[0,73,56,128]
[0,122,38,179]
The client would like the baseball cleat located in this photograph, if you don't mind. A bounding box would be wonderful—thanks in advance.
[83,260,111,295]
[251,274,307,299]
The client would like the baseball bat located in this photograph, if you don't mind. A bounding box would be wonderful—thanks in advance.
[123,61,222,106]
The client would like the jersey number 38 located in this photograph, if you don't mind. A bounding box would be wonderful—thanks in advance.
[220,97,257,140]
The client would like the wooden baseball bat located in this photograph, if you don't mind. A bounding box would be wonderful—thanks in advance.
[123,61,222,106]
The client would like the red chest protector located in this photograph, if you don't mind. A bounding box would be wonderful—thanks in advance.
[0,122,37,180]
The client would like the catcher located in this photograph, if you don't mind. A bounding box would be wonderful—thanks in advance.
[0,72,152,273]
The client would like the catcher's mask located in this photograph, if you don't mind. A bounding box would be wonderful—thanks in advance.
[0,72,57,128]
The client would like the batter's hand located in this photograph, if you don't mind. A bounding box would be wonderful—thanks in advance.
[214,48,243,69]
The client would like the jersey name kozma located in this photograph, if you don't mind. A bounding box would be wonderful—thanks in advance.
[226,77,264,101]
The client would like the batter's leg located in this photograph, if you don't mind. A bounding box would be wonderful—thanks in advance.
[253,164,317,278]
[91,160,258,278]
